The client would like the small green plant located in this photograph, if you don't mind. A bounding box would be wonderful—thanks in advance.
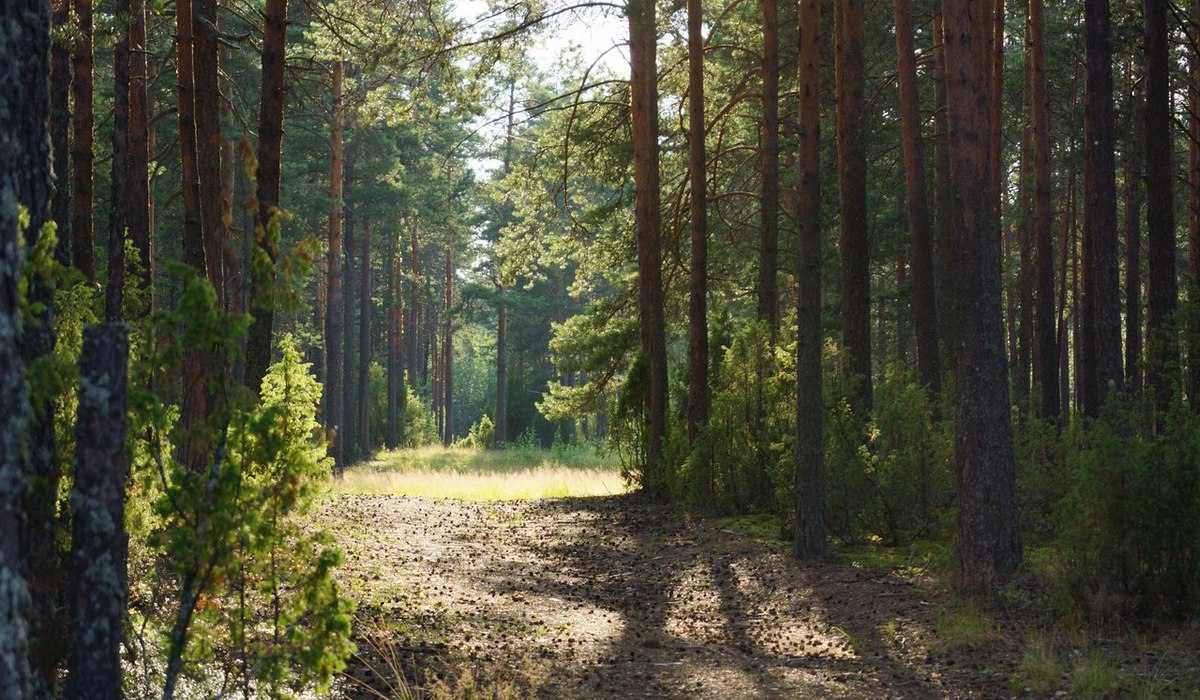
[1013,638,1066,695]
[932,605,1001,653]
[1070,652,1122,699]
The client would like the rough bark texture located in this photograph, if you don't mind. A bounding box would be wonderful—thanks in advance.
[1081,0,1123,416]
[894,0,941,393]
[756,0,780,334]
[177,0,206,274]
[1029,0,1059,421]
[1144,0,1178,412]
[127,0,151,302]
[0,3,46,694]
[687,0,709,447]
[50,0,71,267]
[795,0,826,561]
[837,0,872,416]
[194,0,224,306]
[106,0,131,320]
[343,197,358,464]
[63,324,129,700]
[244,0,290,393]
[941,0,1022,591]
[1189,8,1200,408]
[71,0,95,281]
[358,219,372,456]
[629,0,669,498]
[325,60,345,468]
[932,13,956,365]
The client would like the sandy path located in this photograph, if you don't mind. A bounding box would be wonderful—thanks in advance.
[320,493,1008,699]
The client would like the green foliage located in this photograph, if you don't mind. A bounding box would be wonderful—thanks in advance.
[826,359,953,544]
[463,414,496,449]
[399,381,438,448]
[1056,400,1200,620]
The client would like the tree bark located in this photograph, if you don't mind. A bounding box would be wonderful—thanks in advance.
[756,0,779,334]
[794,0,825,560]
[343,194,358,463]
[837,0,872,415]
[387,227,398,447]
[1189,4,1200,408]
[71,0,95,281]
[442,238,454,445]
[127,0,151,304]
[325,59,345,468]
[629,0,669,496]
[932,13,956,365]
[1029,0,1059,421]
[1144,0,1178,413]
[63,324,129,700]
[194,0,224,306]
[941,0,1022,590]
[106,0,131,320]
[244,0,290,393]
[687,0,710,445]
[358,218,372,456]
[50,0,71,267]
[894,0,941,393]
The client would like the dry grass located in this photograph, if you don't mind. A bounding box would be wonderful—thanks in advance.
[331,446,629,500]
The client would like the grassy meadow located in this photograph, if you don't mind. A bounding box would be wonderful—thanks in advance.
[332,444,629,500]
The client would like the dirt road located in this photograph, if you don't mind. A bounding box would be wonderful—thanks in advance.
[321,493,1014,699]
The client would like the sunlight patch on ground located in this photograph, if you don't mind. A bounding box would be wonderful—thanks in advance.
[333,467,628,500]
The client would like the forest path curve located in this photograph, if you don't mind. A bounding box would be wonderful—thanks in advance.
[320,493,1006,699]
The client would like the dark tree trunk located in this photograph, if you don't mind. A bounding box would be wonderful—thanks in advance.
[629,0,669,496]
[71,0,95,281]
[932,12,956,365]
[1189,7,1200,408]
[894,0,941,393]
[496,299,507,446]
[0,1,51,692]
[795,0,826,561]
[127,0,151,303]
[990,0,1005,239]
[442,239,453,445]
[1081,0,1123,416]
[756,0,779,334]
[1125,114,1143,397]
[244,0,290,393]
[387,228,399,447]
[194,0,224,306]
[64,324,129,700]
[358,219,371,456]
[1144,0,1178,412]
[1029,0,1059,421]
[837,0,872,416]
[325,60,345,468]
[51,0,71,267]
[941,0,1022,591]
[343,198,358,464]
[686,0,710,445]
[106,0,131,320]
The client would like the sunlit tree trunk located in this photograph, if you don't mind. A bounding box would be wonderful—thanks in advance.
[442,237,454,445]
[942,0,1022,590]
[343,192,358,463]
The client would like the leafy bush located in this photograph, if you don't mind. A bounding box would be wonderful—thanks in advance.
[1056,400,1200,620]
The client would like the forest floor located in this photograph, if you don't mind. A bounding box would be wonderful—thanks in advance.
[315,489,1200,699]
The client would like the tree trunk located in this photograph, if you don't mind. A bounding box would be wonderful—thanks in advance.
[1080,0,1123,417]
[50,0,71,267]
[387,227,398,447]
[71,0,95,281]
[894,0,941,393]
[194,0,224,306]
[629,0,669,496]
[837,0,872,416]
[0,2,50,692]
[794,0,825,561]
[325,60,345,468]
[358,219,372,457]
[756,0,779,334]
[63,324,129,700]
[941,0,1022,590]
[442,238,454,445]
[686,0,710,445]
[127,0,151,305]
[106,0,131,320]
[244,0,289,393]
[343,196,358,464]
[1189,6,1200,408]
[1144,0,1178,413]
[932,12,956,366]
[1029,0,1059,421]
[1125,69,1143,397]
[990,0,1005,240]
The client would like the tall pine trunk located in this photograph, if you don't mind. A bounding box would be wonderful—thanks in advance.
[127,0,151,305]
[194,0,224,305]
[71,0,95,281]
[932,13,956,364]
[756,0,779,334]
[942,0,1022,591]
[794,0,826,560]
[837,0,872,416]
[1029,0,1059,421]
[894,0,941,393]
[245,0,289,392]
[358,219,372,456]
[629,0,669,496]
[325,60,345,468]
[686,0,710,445]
